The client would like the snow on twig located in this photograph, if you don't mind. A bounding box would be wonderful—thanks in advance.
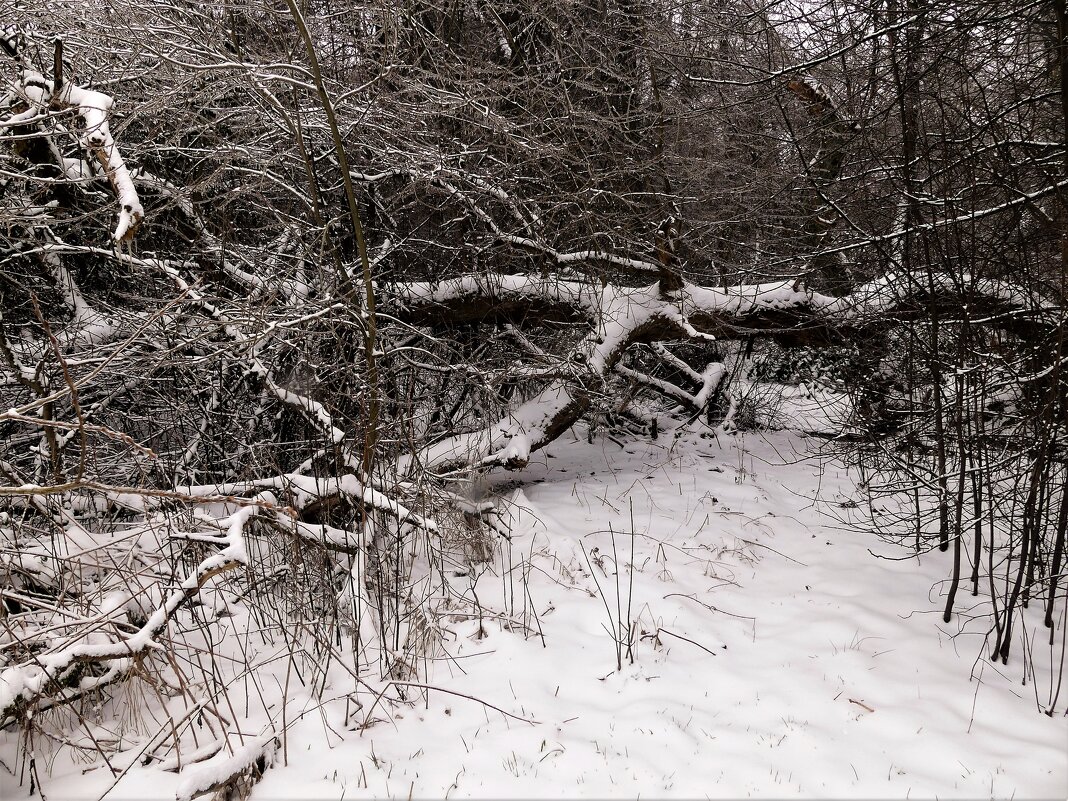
[135,171,263,288]
[154,262,348,444]
[497,234,661,275]
[616,363,700,407]
[177,473,437,534]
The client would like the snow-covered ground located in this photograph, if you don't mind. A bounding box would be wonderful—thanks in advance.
[4,419,1066,800]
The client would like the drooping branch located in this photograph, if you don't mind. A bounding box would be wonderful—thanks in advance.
[2,45,145,242]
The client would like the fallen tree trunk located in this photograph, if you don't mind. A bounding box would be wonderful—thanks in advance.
[392,271,1054,471]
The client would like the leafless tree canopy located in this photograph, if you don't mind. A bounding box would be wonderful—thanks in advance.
[2,0,1067,792]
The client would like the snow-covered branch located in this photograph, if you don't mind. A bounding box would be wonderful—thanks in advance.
[4,65,145,242]
[0,498,266,728]
[497,235,661,277]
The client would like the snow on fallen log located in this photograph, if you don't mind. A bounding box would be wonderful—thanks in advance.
[400,271,1049,336]
[388,274,609,324]
[396,270,1049,471]
[175,734,278,801]
[417,382,584,472]
[411,283,696,471]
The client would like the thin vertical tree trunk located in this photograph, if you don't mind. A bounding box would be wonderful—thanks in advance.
[944,368,967,622]
[1046,467,1068,635]
[970,433,983,596]
[284,0,380,485]
[998,449,1047,663]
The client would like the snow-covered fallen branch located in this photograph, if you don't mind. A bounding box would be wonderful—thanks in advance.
[177,472,437,535]
[175,734,279,801]
[396,270,1050,340]
[393,270,1051,471]
[0,498,269,728]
